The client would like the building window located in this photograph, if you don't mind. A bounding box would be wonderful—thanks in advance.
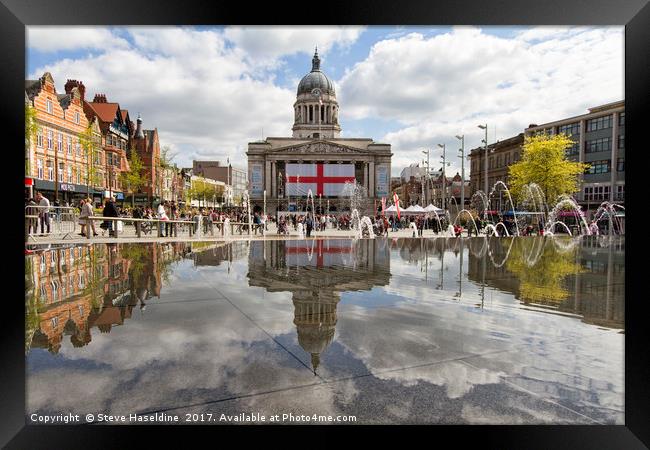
[67,137,72,155]
[616,185,625,200]
[585,137,611,153]
[51,316,58,328]
[46,99,53,114]
[619,112,625,126]
[37,159,43,179]
[76,169,81,184]
[76,141,81,156]
[47,130,53,150]
[558,122,580,137]
[67,166,72,182]
[513,152,519,161]
[617,158,624,172]
[75,112,80,124]
[584,185,611,201]
[47,160,53,180]
[586,115,613,131]
[58,133,63,152]
[58,162,65,182]
[36,130,43,148]
[618,135,624,149]
[585,160,611,175]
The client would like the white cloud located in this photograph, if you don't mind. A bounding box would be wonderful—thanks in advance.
[27,26,366,170]
[223,26,365,62]
[27,26,130,52]
[338,26,623,176]
[27,26,623,178]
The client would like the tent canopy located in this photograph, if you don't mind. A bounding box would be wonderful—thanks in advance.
[424,204,444,213]
[403,205,425,214]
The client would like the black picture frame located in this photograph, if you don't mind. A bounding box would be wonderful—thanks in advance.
[3,0,647,447]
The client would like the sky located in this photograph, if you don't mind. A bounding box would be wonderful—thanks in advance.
[26,26,623,177]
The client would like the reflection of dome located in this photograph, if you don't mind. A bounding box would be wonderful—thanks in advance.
[293,290,339,373]
[296,48,336,96]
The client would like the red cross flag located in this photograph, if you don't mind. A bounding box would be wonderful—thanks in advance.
[286,163,355,196]
[285,239,354,268]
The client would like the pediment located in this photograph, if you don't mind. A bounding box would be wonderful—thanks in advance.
[268,140,369,155]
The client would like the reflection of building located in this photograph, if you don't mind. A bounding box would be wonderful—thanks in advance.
[247,239,391,371]
[466,236,624,328]
[188,241,248,267]
[25,242,190,354]
[246,50,392,215]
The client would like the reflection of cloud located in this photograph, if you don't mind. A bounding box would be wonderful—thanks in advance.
[26,300,315,415]
[374,362,504,399]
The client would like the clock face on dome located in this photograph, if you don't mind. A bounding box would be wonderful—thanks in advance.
[311,88,322,97]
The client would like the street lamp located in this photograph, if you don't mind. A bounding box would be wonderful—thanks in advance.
[422,149,430,204]
[437,143,450,211]
[455,134,465,210]
[477,124,488,194]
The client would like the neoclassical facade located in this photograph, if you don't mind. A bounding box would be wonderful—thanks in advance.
[247,50,392,215]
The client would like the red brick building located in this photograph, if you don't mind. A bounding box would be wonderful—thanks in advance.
[26,73,96,204]
[83,92,132,201]
[132,115,162,204]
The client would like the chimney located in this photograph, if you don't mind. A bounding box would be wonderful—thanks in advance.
[93,94,107,103]
[64,79,85,101]
[135,113,144,139]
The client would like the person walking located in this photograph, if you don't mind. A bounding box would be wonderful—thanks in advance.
[81,197,98,237]
[102,197,119,237]
[305,215,313,238]
[35,192,51,235]
[26,198,39,235]
[157,202,169,237]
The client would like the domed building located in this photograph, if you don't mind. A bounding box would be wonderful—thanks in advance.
[247,49,392,216]
[292,48,341,139]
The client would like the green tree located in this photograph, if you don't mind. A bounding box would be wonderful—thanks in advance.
[508,133,590,205]
[120,148,147,207]
[25,103,40,175]
[79,121,104,197]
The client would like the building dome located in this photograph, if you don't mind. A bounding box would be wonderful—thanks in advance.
[296,48,336,96]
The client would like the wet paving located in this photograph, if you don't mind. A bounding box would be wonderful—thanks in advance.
[24,235,624,424]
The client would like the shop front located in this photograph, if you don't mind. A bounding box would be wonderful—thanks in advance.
[33,179,101,205]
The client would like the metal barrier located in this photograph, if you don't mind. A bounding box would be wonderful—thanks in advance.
[25,206,79,241]
[25,210,263,241]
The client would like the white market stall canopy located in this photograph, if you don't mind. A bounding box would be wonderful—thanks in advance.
[424,204,445,213]
[403,205,426,214]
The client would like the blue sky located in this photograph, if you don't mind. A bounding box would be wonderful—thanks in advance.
[27,26,623,176]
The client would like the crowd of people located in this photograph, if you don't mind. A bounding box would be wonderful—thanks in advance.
[26,194,619,238]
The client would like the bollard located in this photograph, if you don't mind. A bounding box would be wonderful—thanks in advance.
[136,220,142,238]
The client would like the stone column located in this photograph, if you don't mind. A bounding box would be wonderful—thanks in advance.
[271,161,276,197]
[369,161,375,198]
[610,112,619,202]
[363,163,369,193]
[265,160,271,194]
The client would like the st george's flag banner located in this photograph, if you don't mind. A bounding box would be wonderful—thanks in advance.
[285,163,355,196]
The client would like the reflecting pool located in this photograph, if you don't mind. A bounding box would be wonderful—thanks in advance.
[25,236,624,424]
